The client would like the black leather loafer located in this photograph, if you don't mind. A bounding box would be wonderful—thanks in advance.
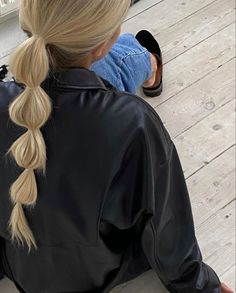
[136,30,163,97]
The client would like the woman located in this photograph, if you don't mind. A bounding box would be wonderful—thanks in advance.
[0,1,233,292]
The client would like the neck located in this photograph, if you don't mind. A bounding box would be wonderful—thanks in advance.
[72,55,93,69]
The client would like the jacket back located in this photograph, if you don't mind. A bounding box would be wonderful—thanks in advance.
[0,68,169,292]
[0,68,220,293]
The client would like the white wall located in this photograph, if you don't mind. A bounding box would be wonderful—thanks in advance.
[0,15,26,65]
[0,0,19,18]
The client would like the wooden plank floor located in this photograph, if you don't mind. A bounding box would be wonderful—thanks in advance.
[0,0,235,292]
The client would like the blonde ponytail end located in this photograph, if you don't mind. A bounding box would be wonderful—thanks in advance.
[9,203,37,252]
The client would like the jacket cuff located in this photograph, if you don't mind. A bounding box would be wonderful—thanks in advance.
[204,263,221,292]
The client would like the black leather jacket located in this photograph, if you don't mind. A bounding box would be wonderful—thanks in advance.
[0,68,221,293]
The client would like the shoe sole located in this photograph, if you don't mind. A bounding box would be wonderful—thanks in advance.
[143,80,163,97]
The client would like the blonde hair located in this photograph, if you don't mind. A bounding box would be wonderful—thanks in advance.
[7,0,131,252]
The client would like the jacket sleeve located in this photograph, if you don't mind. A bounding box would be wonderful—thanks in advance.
[101,103,221,293]
[140,142,221,293]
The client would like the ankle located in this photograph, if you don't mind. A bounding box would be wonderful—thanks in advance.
[142,53,158,88]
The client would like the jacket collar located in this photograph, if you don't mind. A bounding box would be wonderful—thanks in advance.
[43,67,108,91]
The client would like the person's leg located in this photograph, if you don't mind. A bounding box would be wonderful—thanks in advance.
[91,33,153,94]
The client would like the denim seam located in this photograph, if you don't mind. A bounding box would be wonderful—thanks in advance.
[117,49,150,68]
[116,49,152,87]
[115,65,125,91]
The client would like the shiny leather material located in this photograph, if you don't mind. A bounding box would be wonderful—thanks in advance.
[0,68,221,293]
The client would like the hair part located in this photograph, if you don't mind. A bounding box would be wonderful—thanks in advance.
[7,0,131,252]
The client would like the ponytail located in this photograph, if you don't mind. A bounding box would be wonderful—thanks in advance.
[7,35,52,251]
[6,0,131,252]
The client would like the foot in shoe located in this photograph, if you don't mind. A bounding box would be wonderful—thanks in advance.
[142,53,158,88]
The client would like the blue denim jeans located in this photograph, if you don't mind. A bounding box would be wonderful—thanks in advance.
[91,33,152,94]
